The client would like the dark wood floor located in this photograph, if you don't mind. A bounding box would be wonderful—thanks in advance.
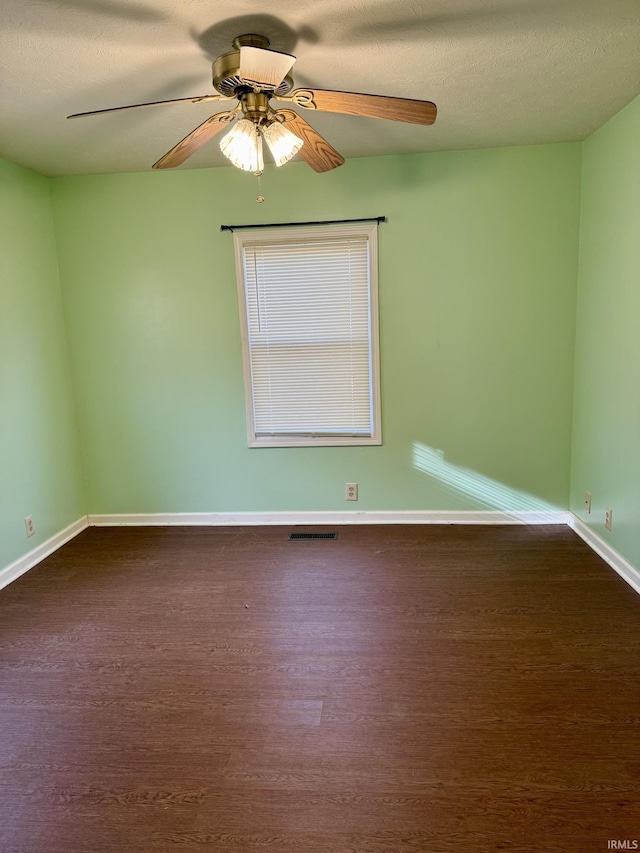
[1,525,639,852]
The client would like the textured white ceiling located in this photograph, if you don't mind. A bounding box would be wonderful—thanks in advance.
[1,0,639,176]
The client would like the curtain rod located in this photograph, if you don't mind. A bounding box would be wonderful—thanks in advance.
[220,216,386,233]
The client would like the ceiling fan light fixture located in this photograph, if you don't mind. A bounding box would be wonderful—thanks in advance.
[220,118,264,173]
[263,119,303,167]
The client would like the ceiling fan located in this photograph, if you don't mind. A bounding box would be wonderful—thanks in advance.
[68,34,437,174]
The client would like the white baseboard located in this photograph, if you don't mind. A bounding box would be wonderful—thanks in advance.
[88,510,569,527]
[569,514,640,596]
[0,516,88,592]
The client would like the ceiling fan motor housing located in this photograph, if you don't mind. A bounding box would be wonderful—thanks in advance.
[212,34,294,98]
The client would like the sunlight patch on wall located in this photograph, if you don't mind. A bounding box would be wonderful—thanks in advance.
[412,442,561,522]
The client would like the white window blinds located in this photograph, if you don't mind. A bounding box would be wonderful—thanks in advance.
[234,224,381,447]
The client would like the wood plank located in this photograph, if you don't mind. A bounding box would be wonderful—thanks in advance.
[1,524,639,852]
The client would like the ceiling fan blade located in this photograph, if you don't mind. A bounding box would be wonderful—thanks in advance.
[276,110,344,173]
[152,112,235,169]
[68,94,225,119]
[288,88,437,126]
[239,45,295,89]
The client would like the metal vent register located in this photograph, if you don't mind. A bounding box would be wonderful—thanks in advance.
[288,532,338,540]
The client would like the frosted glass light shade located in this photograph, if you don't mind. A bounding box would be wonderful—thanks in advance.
[263,120,303,167]
[220,119,264,172]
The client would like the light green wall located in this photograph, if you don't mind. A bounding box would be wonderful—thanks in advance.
[0,158,85,569]
[51,143,581,515]
[571,96,640,568]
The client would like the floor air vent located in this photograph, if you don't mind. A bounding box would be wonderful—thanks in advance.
[288,532,338,540]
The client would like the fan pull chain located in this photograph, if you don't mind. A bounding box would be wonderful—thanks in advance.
[255,169,264,203]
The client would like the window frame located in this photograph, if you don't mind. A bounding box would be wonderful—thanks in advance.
[233,223,382,448]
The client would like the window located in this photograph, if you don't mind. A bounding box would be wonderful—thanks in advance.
[234,223,381,447]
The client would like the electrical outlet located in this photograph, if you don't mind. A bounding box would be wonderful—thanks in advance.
[345,483,358,501]
[604,508,613,531]
[24,516,35,538]
[584,491,591,514]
